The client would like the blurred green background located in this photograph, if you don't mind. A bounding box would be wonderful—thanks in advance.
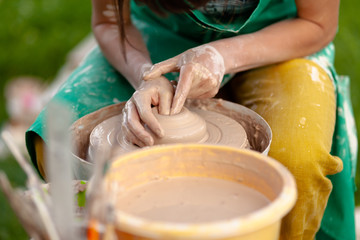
[0,0,359,239]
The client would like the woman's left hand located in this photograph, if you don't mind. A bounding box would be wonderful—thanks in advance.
[143,45,225,115]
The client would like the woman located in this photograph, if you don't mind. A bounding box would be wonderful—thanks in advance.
[26,0,357,239]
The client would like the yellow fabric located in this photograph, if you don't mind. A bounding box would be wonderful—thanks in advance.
[34,135,47,179]
[229,59,343,239]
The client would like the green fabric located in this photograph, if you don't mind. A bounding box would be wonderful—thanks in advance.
[306,46,357,239]
[26,0,357,239]
[190,0,296,33]
[131,0,297,48]
[25,47,135,172]
[320,75,357,240]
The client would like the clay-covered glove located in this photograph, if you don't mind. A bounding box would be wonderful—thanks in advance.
[121,76,174,147]
[143,45,225,115]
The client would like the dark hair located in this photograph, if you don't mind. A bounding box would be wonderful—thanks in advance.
[112,0,210,59]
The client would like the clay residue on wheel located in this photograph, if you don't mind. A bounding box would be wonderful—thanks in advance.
[185,99,270,153]
[88,105,250,162]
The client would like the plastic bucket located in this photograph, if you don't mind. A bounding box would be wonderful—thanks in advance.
[104,144,297,240]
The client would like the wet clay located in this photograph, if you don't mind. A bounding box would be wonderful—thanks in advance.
[88,107,250,161]
[185,99,271,153]
[146,107,209,144]
[116,176,270,223]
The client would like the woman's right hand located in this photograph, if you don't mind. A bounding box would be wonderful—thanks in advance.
[121,76,174,147]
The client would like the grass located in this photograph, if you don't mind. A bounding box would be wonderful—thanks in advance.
[0,0,91,239]
[335,0,360,205]
[0,0,359,239]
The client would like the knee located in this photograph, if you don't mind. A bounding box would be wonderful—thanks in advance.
[274,59,337,107]
[270,58,331,81]
[231,59,336,121]
[276,58,329,79]
[233,58,335,98]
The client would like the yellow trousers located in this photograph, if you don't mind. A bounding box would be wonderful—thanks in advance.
[224,59,343,239]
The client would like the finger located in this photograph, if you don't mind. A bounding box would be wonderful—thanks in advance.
[125,101,154,146]
[158,79,175,115]
[123,126,146,147]
[132,93,165,138]
[170,64,193,115]
[187,80,219,99]
[121,121,146,147]
[158,88,174,115]
[143,57,178,80]
[193,89,218,99]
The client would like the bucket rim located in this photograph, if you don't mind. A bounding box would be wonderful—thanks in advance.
[106,144,297,240]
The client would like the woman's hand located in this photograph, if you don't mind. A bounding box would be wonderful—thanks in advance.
[143,45,225,115]
[121,76,174,147]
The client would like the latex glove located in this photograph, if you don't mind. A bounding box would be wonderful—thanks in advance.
[121,76,174,147]
[143,45,225,115]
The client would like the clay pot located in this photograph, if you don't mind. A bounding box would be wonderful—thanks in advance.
[70,99,272,180]
[104,145,297,240]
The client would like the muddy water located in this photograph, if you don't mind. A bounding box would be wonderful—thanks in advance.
[116,176,270,223]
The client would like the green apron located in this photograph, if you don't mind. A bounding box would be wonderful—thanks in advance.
[26,0,357,239]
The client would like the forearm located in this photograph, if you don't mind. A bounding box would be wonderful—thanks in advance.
[209,0,339,74]
[93,22,152,90]
[210,18,337,74]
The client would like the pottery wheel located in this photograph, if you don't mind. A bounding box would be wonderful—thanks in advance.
[88,107,250,161]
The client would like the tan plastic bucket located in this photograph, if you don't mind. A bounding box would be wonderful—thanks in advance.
[70,99,272,180]
[104,144,297,240]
